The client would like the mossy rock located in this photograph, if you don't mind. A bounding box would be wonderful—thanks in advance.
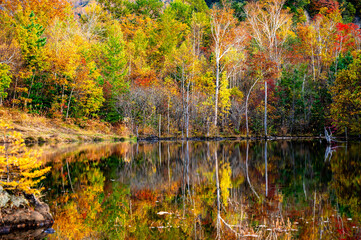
[0,187,10,208]
[10,195,28,208]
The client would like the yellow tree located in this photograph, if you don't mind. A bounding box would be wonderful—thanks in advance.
[0,121,50,195]
[46,18,81,117]
[65,59,104,119]
[0,0,70,26]
[121,15,158,83]
[0,9,20,106]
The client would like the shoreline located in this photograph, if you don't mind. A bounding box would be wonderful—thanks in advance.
[1,108,358,145]
[138,135,325,142]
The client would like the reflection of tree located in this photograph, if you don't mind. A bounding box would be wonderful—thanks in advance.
[49,165,105,239]
[99,181,130,239]
[40,140,361,239]
[246,141,260,199]
[331,143,361,221]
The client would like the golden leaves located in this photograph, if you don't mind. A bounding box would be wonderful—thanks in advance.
[0,120,50,195]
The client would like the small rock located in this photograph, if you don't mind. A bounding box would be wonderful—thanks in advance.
[0,191,10,208]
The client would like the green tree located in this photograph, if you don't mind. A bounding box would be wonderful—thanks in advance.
[0,63,12,106]
[330,51,361,135]
[100,23,129,122]
[15,10,48,106]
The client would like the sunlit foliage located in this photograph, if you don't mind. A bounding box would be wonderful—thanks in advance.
[0,0,360,136]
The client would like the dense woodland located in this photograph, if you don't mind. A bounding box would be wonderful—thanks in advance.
[0,0,361,137]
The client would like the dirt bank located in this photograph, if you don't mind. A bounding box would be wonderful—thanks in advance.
[0,107,129,144]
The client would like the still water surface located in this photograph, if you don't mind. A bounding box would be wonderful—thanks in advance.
[23,140,361,239]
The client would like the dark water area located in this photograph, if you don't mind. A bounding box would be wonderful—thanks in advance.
[5,140,361,239]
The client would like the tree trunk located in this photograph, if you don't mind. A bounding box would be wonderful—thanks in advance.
[12,76,18,108]
[60,84,65,114]
[264,81,268,138]
[214,58,220,127]
[27,72,36,98]
[181,66,185,138]
[186,81,190,138]
[66,85,75,119]
[159,141,161,164]
[159,114,161,139]
[245,78,259,138]
[168,97,170,136]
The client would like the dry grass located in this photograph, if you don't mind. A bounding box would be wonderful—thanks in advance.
[0,107,125,143]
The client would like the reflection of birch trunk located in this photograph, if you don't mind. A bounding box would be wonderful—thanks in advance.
[324,145,332,162]
[66,159,75,193]
[246,141,260,199]
[302,149,308,200]
[159,141,161,164]
[61,167,65,192]
[214,147,221,239]
[182,141,185,218]
[168,143,170,188]
[265,140,268,197]
[303,178,307,199]
[186,141,191,202]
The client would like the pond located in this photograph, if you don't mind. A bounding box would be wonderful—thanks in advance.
[6,140,361,239]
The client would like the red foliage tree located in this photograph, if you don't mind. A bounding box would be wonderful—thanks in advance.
[336,23,361,53]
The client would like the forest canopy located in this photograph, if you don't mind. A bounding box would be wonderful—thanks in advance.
[0,0,360,137]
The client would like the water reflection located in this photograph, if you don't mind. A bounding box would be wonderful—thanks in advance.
[38,140,361,239]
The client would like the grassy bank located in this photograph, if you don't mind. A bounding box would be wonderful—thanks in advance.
[0,107,130,143]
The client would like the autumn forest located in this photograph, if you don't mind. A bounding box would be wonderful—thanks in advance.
[1,0,361,138]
